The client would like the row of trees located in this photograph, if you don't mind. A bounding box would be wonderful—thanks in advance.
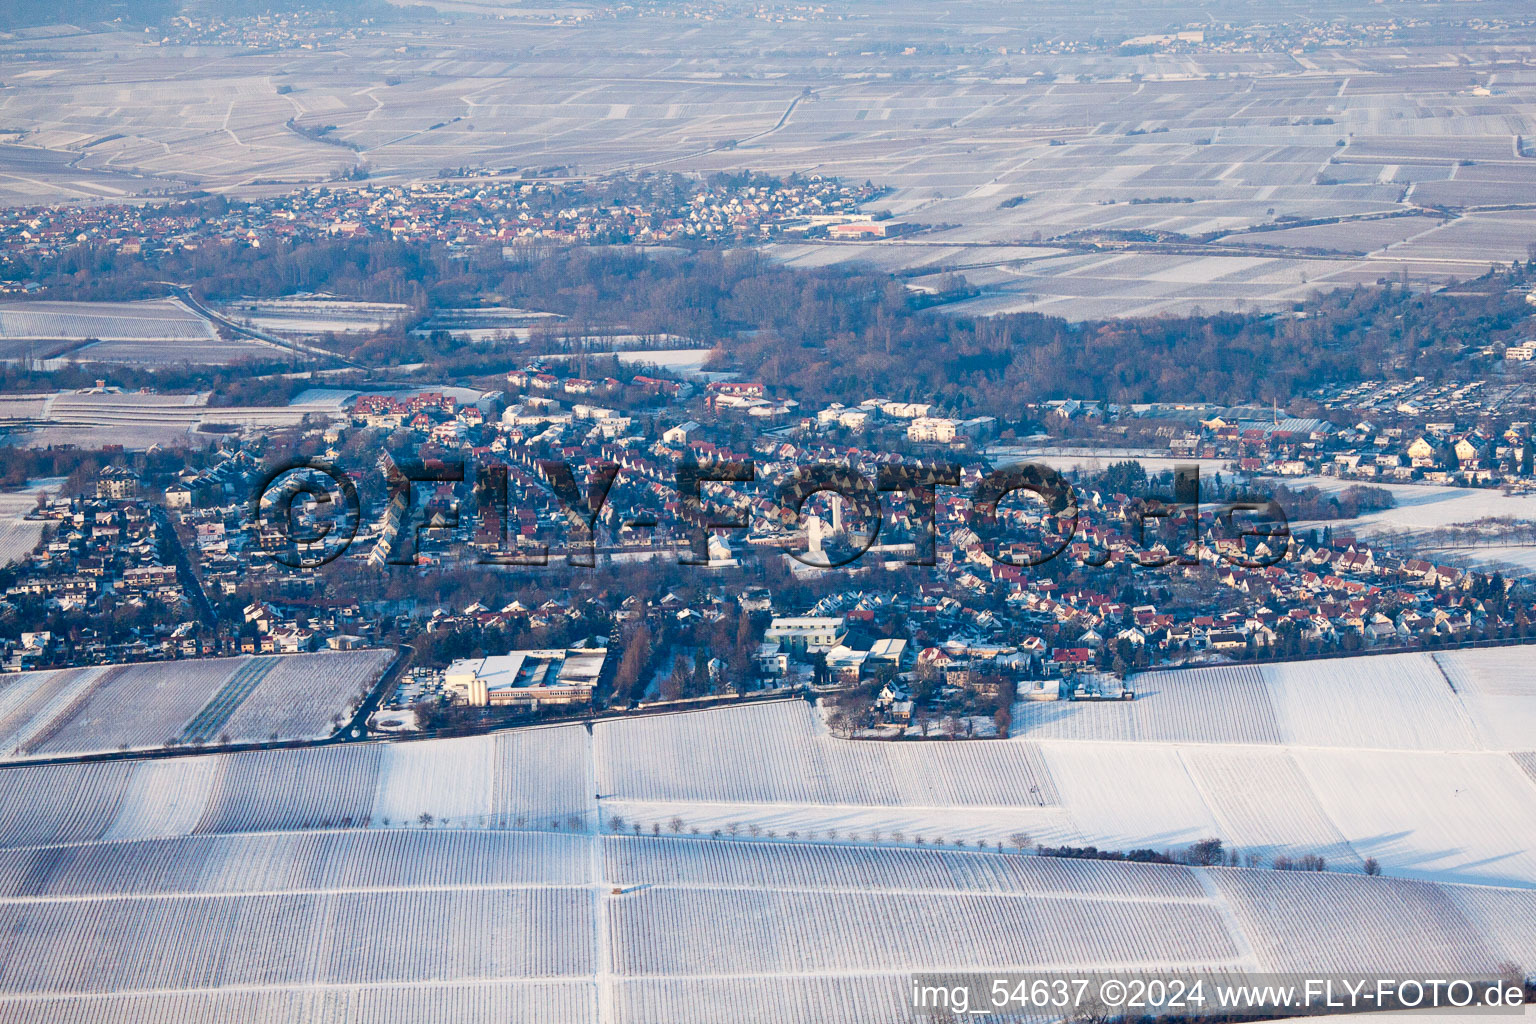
[20,233,1535,418]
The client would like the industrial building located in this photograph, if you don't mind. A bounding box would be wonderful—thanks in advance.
[444,647,607,708]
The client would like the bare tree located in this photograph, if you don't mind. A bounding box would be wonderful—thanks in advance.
[1185,837,1224,866]
[1008,831,1033,854]
[668,816,685,834]
[1363,857,1382,876]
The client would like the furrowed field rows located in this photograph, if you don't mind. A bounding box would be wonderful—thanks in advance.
[0,889,593,994]
[1204,869,1506,974]
[0,519,43,567]
[103,757,225,842]
[1441,884,1536,975]
[1040,742,1226,851]
[0,763,135,848]
[0,984,595,1024]
[177,660,278,747]
[1018,649,1529,751]
[0,830,590,900]
[0,651,393,762]
[1181,748,1363,871]
[1292,748,1536,888]
[377,726,594,829]
[193,746,384,834]
[1434,649,1536,751]
[1014,665,1284,744]
[0,668,110,757]
[603,835,1206,900]
[595,701,1060,807]
[0,300,217,342]
[0,727,595,848]
[611,976,1037,1024]
[1515,752,1536,787]
[0,797,1529,1019]
[1260,654,1480,751]
[606,888,1244,976]
[208,649,394,744]
[32,661,241,756]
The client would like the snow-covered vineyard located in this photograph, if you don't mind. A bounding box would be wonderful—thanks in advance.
[0,655,1532,884]
[0,649,393,760]
[0,825,1528,1023]
[0,647,1530,1021]
[0,300,218,342]
[1013,650,1535,751]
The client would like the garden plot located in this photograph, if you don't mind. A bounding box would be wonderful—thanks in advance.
[0,761,135,849]
[1215,214,1443,254]
[1293,748,1536,888]
[0,743,1530,1020]
[1442,884,1536,975]
[101,755,229,844]
[372,726,593,829]
[26,660,244,757]
[193,745,383,835]
[1516,752,1536,788]
[0,488,44,568]
[0,512,44,567]
[0,666,114,757]
[70,336,284,366]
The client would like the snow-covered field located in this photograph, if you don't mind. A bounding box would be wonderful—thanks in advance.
[0,650,393,760]
[0,820,1525,1022]
[0,650,1531,1021]
[0,489,47,566]
[221,296,410,338]
[7,658,1530,891]
[0,299,217,341]
[1288,477,1536,537]
[1016,650,1525,752]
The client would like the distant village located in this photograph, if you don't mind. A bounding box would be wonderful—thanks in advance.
[0,171,892,287]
